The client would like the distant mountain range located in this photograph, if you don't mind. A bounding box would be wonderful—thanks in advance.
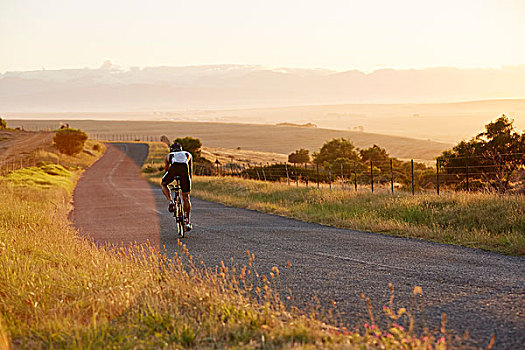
[1,63,524,111]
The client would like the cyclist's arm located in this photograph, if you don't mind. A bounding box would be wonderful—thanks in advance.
[188,153,193,178]
[164,156,170,172]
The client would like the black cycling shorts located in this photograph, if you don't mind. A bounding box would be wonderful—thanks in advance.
[162,163,191,193]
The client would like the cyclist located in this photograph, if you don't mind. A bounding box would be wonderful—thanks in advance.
[161,142,193,231]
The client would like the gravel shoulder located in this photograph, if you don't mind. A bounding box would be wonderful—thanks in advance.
[74,142,525,349]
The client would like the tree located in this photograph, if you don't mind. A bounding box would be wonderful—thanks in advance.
[360,144,389,163]
[440,115,525,192]
[288,148,310,165]
[53,128,88,155]
[173,136,202,160]
[313,138,359,165]
[0,117,6,129]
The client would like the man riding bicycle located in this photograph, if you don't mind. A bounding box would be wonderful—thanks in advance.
[161,142,193,231]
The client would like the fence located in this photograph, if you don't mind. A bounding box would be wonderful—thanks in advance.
[2,130,524,195]
[0,150,41,176]
[89,134,161,142]
[197,153,525,195]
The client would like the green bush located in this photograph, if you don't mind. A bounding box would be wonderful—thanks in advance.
[53,128,88,156]
[0,117,7,129]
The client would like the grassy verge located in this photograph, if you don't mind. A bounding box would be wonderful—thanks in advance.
[192,177,524,255]
[0,143,450,348]
[141,141,169,178]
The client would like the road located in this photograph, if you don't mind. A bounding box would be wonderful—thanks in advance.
[73,143,525,349]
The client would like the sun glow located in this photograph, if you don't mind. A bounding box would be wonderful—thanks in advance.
[1,0,524,72]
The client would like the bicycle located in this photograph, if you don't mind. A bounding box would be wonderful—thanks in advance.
[168,176,187,237]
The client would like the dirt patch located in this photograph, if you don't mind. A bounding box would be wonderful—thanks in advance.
[70,143,160,247]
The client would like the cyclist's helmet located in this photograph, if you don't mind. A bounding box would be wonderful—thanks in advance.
[170,142,182,152]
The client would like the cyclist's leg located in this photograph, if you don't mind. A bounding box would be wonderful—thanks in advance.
[161,169,176,210]
[182,192,191,222]
[161,182,171,201]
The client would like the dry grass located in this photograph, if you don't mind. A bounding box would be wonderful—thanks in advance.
[192,176,525,255]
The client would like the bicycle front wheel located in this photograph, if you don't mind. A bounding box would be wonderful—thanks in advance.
[176,198,185,237]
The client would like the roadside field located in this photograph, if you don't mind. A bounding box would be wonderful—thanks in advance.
[192,176,525,256]
[202,146,288,165]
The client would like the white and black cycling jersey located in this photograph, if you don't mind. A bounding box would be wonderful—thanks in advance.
[168,151,192,165]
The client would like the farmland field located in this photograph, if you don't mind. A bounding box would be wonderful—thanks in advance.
[6,119,451,161]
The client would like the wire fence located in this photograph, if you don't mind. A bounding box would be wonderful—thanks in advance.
[0,149,43,176]
[89,134,161,142]
[195,153,525,195]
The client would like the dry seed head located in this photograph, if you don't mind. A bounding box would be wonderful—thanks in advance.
[389,283,394,292]
[440,313,447,334]
[413,286,423,295]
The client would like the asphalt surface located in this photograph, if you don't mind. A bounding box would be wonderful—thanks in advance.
[74,143,525,349]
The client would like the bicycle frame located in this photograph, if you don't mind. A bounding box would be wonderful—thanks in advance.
[168,177,186,237]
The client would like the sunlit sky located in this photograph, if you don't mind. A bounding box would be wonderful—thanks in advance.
[1,0,524,73]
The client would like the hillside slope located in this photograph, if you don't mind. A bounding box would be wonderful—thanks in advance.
[6,120,451,160]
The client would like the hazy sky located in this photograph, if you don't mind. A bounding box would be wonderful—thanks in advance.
[1,0,524,73]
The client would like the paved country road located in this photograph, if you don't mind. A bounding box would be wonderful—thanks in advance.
[73,143,525,349]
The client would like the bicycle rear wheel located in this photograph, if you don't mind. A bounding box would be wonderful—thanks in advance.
[176,197,185,237]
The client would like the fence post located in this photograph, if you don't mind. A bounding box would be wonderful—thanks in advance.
[390,158,394,194]
[411,159,415,195]
[341,163,344,190]
[285,163,290,185]
[354,161,357,192]
[328,163,332,189]
[370,160,374,193]
[316,163,320,189]
[261,163,267,181]
[466,161,469,192]
[305,163,309,187]
[436,159,440,195]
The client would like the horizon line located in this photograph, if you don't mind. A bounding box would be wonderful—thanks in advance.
[2,61,525,75]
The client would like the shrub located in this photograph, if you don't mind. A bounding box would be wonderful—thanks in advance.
[0,117,6,129]
[53,128,88,156]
